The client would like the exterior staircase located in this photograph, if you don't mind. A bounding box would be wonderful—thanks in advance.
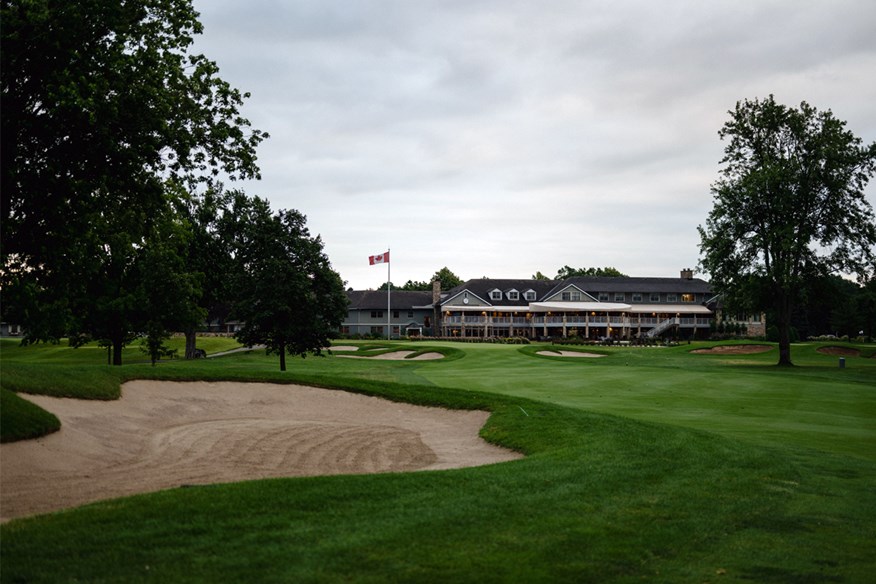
[644,317,679,338]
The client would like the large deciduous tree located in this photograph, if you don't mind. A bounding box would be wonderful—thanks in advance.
[699,95,876,365]
[225,195,348,372]
[1,0,266,361]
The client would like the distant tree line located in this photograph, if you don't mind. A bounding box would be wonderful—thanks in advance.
[1,0,347,370]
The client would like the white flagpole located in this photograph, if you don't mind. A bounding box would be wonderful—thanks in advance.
[386,248,391,340]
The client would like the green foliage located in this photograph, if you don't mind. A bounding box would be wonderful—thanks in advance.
[432,266,463,289]
[1,0,265,362]
[699,95,876,365]
[377,267,464,291]
[225,195,348,371]
[0,388,60,442]
[555,266,628,279]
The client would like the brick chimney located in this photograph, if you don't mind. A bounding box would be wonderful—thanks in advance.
[680,268,694,280]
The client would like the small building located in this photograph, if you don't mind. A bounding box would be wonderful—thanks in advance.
[342,290,435,338]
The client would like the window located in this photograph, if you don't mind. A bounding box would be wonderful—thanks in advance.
[490,289,502,301]
[524,290,536,301]
[650,293,661,302]
[614,293,625,302]
[507,290,519,301]
[340,326,350,334]
[667,294,678,303]
[370,326,384,335]
[561,290,581,301]
[393,311,400,318]
[370,311,384,318]
[632,293,643,302]
[681,293,695,303]
[407,311,414,318]
[598,293,609,302]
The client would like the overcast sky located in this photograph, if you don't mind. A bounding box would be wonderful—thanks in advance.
[191,0,876,290]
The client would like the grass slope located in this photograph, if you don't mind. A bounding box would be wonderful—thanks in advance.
[1,339,875,582]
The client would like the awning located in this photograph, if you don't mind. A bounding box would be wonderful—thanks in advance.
[528,302,632,313]
[627,304,712,314]
[443,305,530,313]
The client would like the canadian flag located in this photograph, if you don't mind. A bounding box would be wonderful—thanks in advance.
[369,251,390,265]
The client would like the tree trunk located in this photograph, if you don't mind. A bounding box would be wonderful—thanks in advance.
[112,337,124,366]
[279,341,287,372]
[776,293,794,367]
[184,328,197,359]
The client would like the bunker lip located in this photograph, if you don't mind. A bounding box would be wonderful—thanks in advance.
[0,381,520,522]
[335,350,444,360]
[536,350,607,358]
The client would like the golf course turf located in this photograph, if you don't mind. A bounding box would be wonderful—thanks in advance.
[1,338,874,582]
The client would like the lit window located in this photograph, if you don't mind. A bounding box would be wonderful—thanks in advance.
[681,294,695,303]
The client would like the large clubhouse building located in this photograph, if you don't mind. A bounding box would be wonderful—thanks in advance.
[341,270,762,340]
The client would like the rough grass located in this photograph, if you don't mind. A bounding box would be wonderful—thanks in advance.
[0,388,60,442]
[1,339,875,582]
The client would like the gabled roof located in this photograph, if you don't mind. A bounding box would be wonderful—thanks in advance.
[443,279,558,307]
[346,290,433,310]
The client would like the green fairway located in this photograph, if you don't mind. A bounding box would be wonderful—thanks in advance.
[1,339,875,582]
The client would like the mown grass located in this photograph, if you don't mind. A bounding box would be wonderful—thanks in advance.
[1,339,875,582]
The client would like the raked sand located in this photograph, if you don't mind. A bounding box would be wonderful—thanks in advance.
[0,381,521,522]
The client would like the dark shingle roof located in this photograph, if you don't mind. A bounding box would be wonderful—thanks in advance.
[443,279,558,307]
[559,276,712,295]
[346,290,433,310]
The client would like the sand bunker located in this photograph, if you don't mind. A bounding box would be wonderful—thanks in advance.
[0,381,520,522]
[690,345,773,355]
[336,350,444,360]
[816,346,860,357]
[536,350,606,358]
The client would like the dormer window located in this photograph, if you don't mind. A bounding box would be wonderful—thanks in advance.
[524,290,537,301]
[490,289,502,301]
[506,290,519,301]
